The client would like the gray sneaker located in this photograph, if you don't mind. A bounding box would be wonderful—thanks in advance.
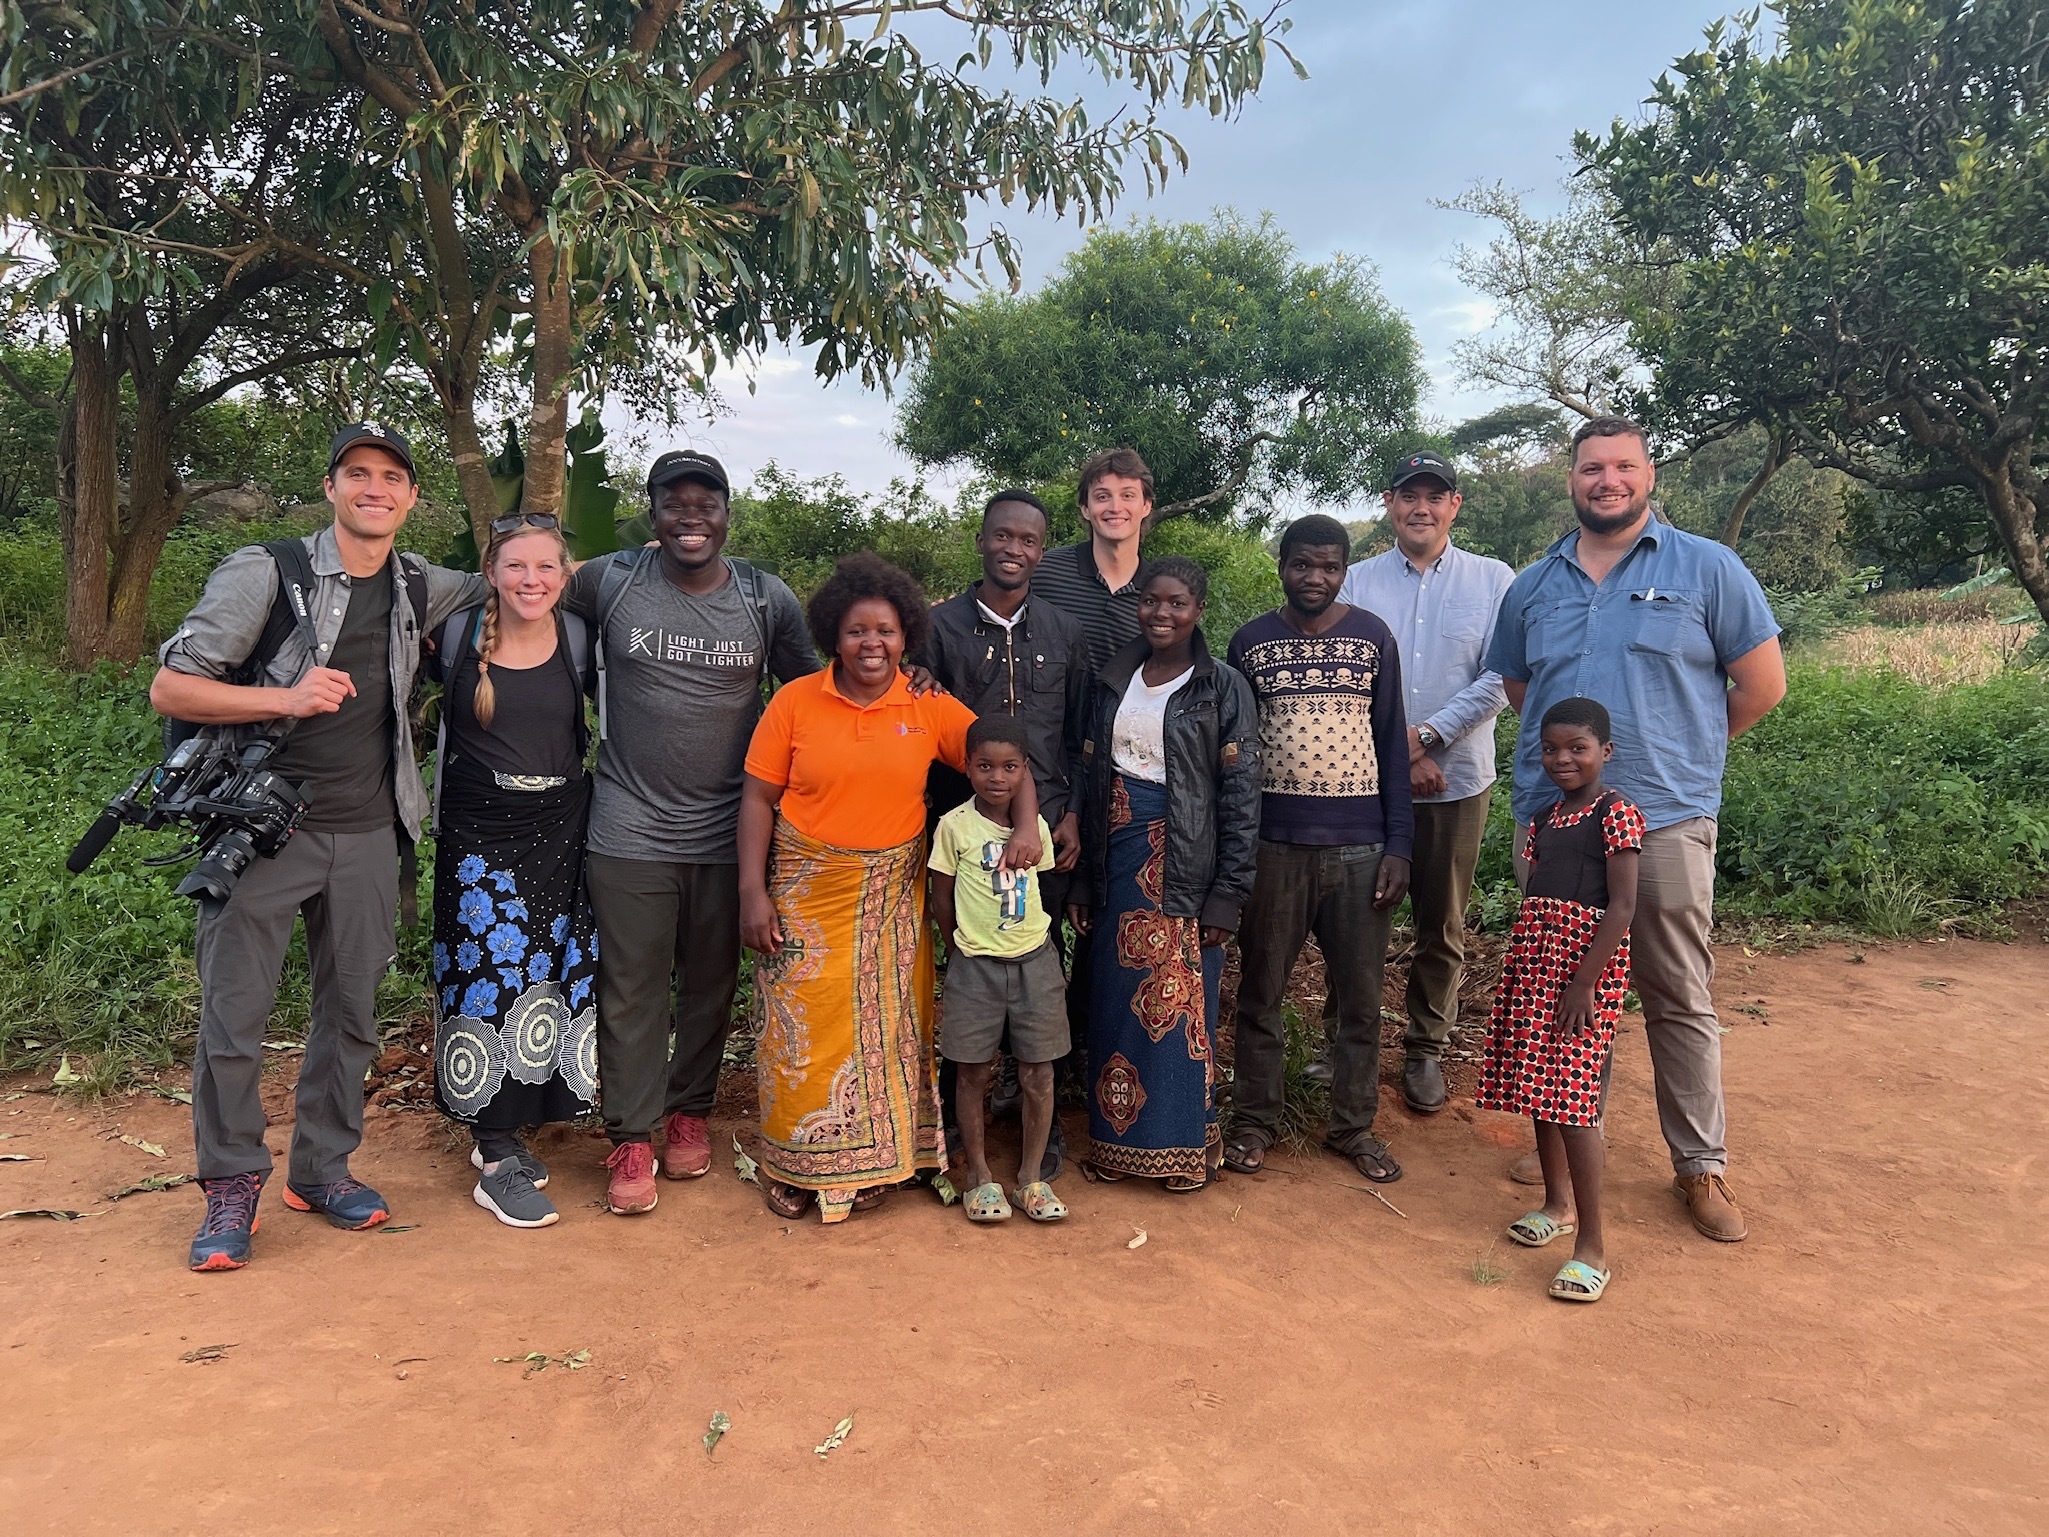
[471,1145,549,1188]
[473,1161,560,1228]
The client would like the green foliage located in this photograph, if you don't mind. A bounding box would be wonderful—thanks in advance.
[1656,428,1855,593]
[895,211,1422,520]
[1582,0,2049,628]
[725,465,984,604]
[0,654,201,1075]
[1763,568,1880,648]
[1717,666,2049,929]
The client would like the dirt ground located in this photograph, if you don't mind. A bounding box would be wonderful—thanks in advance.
[3,937,2044,1535]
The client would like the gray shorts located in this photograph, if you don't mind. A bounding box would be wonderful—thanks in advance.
[939,942,1071,1064]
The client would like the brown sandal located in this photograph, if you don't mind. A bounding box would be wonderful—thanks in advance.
[1326,1135,1403,1184]
[762,1179,809,1219]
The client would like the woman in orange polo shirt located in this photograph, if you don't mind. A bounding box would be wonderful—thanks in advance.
[739,554,1039,1222]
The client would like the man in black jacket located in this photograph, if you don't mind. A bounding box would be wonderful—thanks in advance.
[921,490,1094,1177]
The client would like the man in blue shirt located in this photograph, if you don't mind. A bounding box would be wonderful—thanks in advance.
[1485,416,1786,1244]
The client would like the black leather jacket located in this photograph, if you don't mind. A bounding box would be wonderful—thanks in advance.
[1071,630,1262,931]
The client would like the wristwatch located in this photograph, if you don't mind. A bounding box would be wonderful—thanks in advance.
[1415,724,1442,750]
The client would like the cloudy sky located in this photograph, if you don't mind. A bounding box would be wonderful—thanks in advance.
[624,1,1738,508]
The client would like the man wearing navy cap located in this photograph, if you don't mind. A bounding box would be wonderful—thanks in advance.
[1337,449,1514,1115]
[562,448,818,1215]
[153,423,487,1269]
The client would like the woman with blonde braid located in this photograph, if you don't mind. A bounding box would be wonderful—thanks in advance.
[426,514,599,1229]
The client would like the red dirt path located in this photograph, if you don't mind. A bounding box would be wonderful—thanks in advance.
[3,937,2044,1534]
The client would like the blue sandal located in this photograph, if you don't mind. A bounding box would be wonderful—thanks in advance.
[1507,1211,1576,1248]
[1549,1260,1610,1303]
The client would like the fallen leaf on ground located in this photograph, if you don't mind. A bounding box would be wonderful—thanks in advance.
[180,1343,236,1365]
[116,1134,167,1158]
[0,1154,39,1162]
[494,1348,588,1378]
[732,1136,759,1185]
[108,1173,193,1200]
[0,1207,98,1221]
[51,1056,80,1086]
[703,1410,731,1457]
[1127,1227,1148,1249]
[261,1041,304,1053]
[931,1173,959,1206]
[380,1224,421,1233]
[146,1086,194,1105]
[814,1413,854,1458]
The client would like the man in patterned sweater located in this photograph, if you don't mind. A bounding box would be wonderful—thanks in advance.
[1224,514,1415,1185]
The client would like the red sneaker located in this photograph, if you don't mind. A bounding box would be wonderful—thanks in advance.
[604,1141,659,1215]
[661,1112,712,1180]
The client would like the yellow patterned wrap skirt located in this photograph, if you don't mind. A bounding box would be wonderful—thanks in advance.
[753,819,943,1221]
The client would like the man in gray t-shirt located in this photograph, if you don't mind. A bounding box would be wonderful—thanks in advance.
[562,449,817,1214]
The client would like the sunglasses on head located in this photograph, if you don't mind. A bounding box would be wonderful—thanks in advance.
[489,512,561,535]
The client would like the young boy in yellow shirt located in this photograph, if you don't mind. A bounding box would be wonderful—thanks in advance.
[929,716,1068,1223]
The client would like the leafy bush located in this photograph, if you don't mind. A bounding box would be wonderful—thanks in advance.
[1471,662,2049,935]
[1717,665,2049,927]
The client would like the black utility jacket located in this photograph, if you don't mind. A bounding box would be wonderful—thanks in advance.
[920,585,1093,829]
[1071,630,1262,931]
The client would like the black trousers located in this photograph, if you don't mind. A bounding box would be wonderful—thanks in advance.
[585,854,740,1144]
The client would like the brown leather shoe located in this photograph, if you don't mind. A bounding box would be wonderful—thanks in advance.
[604,1140,659,1214]
[661,1112,712,1180]
[1674,1172,1748,1242]
[1507,1151,1544,1186]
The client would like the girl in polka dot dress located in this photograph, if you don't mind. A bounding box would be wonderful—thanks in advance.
[1476,697,1643,1304]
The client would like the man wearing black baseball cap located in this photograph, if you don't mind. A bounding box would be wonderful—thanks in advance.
[562,447,818,1216]
[1335,446,1515,1115]
[153,422,486,1269]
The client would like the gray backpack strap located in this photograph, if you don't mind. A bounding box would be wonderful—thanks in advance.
[592,548,650,743]
[725,556,772,655]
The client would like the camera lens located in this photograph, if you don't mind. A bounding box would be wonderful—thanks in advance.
[177,827,261,914]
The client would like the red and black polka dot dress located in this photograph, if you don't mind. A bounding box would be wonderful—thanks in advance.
[1475,789,1646,1127]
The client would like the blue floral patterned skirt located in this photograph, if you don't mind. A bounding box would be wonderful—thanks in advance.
[430,759,599,1129]
[1086,775,1222,1187]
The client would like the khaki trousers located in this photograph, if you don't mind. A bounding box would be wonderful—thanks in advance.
[1403,790,1492,1060]
[1516,815,1727,1176]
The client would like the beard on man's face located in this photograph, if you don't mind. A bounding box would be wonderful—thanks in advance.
[1572,488,1650,537]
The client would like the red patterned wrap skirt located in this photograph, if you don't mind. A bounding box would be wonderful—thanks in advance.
[1474,895,1630,1127]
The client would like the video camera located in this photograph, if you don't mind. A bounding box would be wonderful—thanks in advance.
[67,733,309,918]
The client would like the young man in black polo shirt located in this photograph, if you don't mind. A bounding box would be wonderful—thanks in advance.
[922,489,1093,1178]
[1031,445,1151,670]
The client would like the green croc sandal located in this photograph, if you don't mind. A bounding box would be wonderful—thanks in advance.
[1507,1211,1577,1248]
[964,1182,1013,1223]
[1548,1260,1610,1303]
[1012,1181,1069,1223]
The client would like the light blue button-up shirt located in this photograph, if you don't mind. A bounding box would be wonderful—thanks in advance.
[1484,519,1781,830]
[1339,542,1515,804]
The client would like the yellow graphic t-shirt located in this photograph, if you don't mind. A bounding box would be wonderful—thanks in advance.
[928,802,1055,958]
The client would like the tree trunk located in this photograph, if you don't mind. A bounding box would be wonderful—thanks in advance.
[101,387,187,664]
[1720,427,1789,548]
[1978,469,2049,633]
[520,229,574,517]
[443,386,500,550]
[61,314,121,670]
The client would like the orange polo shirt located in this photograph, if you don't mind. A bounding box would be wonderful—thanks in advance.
[744,669,976,850]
